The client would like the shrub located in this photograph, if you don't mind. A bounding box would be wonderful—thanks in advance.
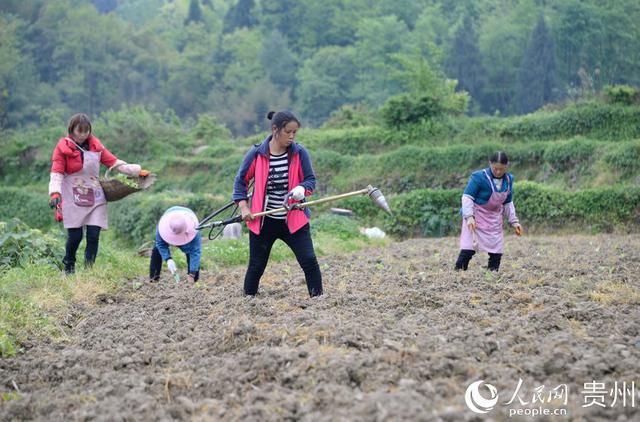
[603,140,640,177]
[320,104,377,129]
[189,113,232,144]
[0,129,54,184]
[542,138,597,172]
[380,189,460,238]
[311,213,365,240]
[0,218,63,269]
[380,93,444,128]
[603,85,639,106]
[1,187,52,231]
[95,105,185,161]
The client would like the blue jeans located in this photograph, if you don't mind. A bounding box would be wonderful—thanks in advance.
[244,218,322,297]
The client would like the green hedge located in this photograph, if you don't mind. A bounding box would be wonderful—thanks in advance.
[339,183,640,239]
[304,103,640,154]
[109,191,235,245]
[320,138,636,194]
[602,140,640,177]
[5,182,639,244]
[515,182,640,232]
[301,126,404,155]
[160,152,245,196]
[500,103,640,141]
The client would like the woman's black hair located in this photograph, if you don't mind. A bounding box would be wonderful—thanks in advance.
[490,151,509,165]
[267,110,301,131]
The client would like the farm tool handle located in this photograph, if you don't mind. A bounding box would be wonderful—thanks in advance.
[197,200,238,229]
[253,186,373,217]
[196,185,391,230]
[195,182,252,236]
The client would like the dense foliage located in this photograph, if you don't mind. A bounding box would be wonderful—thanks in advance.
[1,0,640,135]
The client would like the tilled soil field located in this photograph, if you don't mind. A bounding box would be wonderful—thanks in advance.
[1,234,639,421]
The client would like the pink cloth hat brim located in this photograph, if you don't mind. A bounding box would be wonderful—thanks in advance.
[158,209,199,246]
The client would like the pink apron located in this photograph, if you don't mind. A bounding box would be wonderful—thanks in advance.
[61,142,108,229]
[460,170,510,253]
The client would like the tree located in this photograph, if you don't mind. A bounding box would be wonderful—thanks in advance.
[517,14,557,113]
[296,46,358,125]
[259,30,298,90]
[218,28,263,95]
[350,16,410,108]
[91,0,117,14]
[258,0,301,48]
[0,13,51,128]
[185,0,202,25]
[26,1,136,116]
[387,50,469,120]
[445,15,485,113]
[0,0,44,21]
[222,0,256,33]
[259,0,363,53]
[210,78,291,136]
[478,2,537,114]
[553,0,602,89]
[376,0,429,31]
[553,0,640,89]
[164,23,217,117]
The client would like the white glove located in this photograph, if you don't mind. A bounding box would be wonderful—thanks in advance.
[167,259,177,274]
[290,185,306,201]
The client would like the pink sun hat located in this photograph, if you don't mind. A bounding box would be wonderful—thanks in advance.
[158,206,199,246]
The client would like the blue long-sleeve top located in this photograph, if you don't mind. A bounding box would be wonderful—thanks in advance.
[155,229,202,274]
[463,168,514,205]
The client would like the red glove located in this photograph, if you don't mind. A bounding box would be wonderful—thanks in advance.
[49,193,61,209]
[139,169,150,177]
[55,205,63,222]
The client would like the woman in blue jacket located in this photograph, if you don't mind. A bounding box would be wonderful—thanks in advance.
[150,206,201,282]
[455,151,523,271]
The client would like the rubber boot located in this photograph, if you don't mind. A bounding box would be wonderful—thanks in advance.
[63,257,75,275]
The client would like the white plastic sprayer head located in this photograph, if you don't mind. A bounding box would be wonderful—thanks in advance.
[367,185,392,215]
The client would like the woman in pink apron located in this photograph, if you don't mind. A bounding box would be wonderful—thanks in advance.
[455,151,523,271]
[48,113,149,274]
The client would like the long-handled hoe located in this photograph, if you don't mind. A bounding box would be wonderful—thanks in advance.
[196,185,392,233]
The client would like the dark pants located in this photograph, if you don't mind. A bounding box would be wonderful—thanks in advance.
[245,218,322,297]
[149,246,199,282]
[64,225,101,274]
[455,249,502,271]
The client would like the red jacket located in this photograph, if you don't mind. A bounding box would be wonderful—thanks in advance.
[50,135,118,174]
[232,136,316,235]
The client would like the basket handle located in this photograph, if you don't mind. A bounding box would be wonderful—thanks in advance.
[104,163,127,179]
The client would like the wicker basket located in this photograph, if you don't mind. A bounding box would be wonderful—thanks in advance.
[99,164,156,202]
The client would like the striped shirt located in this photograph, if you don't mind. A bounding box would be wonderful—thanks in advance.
[265,152,289,219]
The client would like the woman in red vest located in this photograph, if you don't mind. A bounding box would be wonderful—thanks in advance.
[232,110,322,297]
